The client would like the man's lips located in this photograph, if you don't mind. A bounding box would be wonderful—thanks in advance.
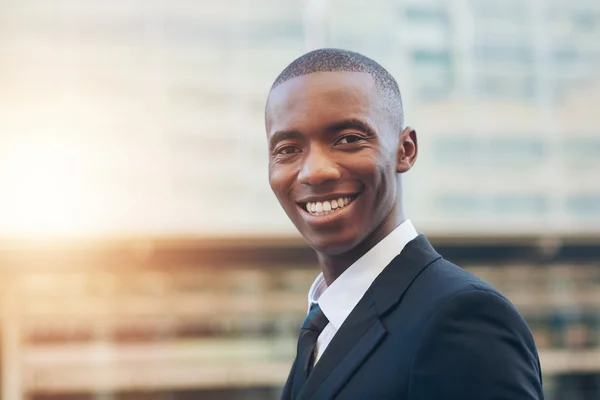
[297,193,361,216]
[296,192,362,204]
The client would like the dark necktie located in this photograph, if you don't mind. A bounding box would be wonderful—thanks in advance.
[290,303,329,399]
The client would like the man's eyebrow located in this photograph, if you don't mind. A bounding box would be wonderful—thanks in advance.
[324,118,377,137]
[268,130,304,152]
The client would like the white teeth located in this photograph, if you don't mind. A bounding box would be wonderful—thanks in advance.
[305,196,357,216]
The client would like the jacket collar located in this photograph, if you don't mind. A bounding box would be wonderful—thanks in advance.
[294,235,442,400]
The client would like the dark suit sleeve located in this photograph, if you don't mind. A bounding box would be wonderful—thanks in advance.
[408,289,544,400]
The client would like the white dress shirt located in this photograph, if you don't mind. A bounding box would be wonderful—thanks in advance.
[307,219,418,364]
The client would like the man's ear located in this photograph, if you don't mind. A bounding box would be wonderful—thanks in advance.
[396,127,418,173]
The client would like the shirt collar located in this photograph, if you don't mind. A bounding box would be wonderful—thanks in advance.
[307,219,418,329]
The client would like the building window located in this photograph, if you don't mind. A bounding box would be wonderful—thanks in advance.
[488,195,549,216]
[403,6,449,24]
[486,137,545,163]
[411,50,453,100]
[565,195,600,218]
[249,21,305,42]
[475,74,536,100]
[435,137,545,166]
[413,50,451,65]
[564,137,600,166]
[552,45,580,65]
[571,10,599,34]
[468,0,528,21]
[473,44,534,66]
[436,195,482,216]
[433,137,473,164]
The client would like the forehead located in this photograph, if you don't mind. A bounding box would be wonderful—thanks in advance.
[266,71,379,133]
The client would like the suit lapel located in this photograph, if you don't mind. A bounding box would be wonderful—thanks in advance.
[296,235,441,400]
[296,298,385,400]
[280,357,297,400]
[371,234,441,317]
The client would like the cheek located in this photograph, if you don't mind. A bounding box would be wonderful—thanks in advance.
[346,152,391,186]
[352,153,397,204]
[269,165,296,201]
[377,163,397,201]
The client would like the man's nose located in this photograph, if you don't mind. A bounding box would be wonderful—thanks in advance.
[297,148,341,186]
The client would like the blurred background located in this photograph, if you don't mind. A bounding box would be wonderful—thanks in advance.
[0,0,599,399]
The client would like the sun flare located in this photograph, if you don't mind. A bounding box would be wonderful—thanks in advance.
[0,140,92,238]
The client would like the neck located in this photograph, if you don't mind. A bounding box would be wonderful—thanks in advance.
[316,209,405,286]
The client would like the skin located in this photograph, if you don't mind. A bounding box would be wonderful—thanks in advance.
[266,71,418,285]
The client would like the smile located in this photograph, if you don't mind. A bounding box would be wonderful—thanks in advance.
[301,195,360,216]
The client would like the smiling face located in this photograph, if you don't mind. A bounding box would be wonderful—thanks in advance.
[266,71,416,256]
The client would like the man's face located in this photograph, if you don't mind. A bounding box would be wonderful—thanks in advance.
[266,71,406,255]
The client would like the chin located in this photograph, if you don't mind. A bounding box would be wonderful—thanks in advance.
[304,230,364,256]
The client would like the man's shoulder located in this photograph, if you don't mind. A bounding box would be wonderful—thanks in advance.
[409,256,510,311]
[395,257,531,343]
[397,234,502,299]
[421,256,496,289]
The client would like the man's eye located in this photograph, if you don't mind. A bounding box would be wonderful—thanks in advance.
[277,146,300,155]
[336,135,363,145]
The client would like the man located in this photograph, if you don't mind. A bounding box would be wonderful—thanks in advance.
[265,48,543,400]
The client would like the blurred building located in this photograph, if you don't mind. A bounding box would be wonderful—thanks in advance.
[1,238,599,399]
[2,0,599,237]
[0,0,599,399]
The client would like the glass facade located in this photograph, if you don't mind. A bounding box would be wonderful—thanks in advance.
[1,0,598,238]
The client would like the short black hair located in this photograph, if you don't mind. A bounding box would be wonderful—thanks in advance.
[269,48,404,129]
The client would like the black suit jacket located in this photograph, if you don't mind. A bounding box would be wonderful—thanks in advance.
[281,235,544,400]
